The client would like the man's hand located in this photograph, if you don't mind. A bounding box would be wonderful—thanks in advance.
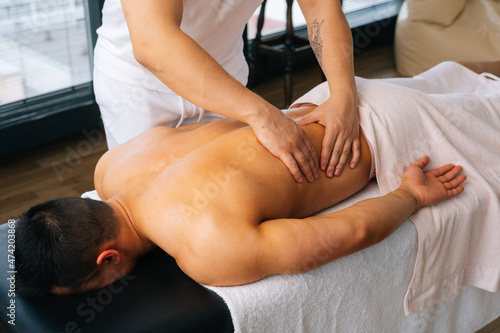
[251,110,319,183]
[400,156,466,207]
[298,92,360,178]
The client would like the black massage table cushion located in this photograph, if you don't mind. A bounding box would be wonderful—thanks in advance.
[0,223,233,332]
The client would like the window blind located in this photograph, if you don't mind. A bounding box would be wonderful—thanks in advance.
[0,0,92,107]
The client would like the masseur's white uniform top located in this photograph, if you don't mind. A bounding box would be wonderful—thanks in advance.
[94,0,263,148]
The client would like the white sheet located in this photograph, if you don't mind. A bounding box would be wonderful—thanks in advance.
[292,61,500,315]
[205,181,500,332]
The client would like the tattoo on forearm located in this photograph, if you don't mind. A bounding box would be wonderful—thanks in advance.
[308,19,324,67]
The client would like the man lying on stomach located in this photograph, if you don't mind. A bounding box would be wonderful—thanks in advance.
[15,71,475,296]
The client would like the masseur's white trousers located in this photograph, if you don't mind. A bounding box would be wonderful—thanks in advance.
[94,68,225,149]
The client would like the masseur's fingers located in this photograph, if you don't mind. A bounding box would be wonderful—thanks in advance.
[349,136,361,170]
[300,128,320,176]
[323,129,360,178]
[290,125,318,182]
[281,154,304,183]
[252,112,318,183]
[320,124,337,177]
[281,141,318,183]
[326,134,352,177]
[298,93,360,178]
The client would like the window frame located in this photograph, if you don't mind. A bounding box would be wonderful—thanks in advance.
[0,0,104,156]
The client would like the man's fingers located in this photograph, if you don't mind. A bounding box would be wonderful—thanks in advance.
[430,163,455,177]
[437,165,462,181]
[444,174,467,190]
[447,185,465,198]
[413,156,430,169]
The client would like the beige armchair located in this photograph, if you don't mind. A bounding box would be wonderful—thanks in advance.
[395,0,500,76]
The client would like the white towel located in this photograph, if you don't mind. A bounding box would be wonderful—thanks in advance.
[206,182,500,333]
[293,61,500,314]
[84,185,500,332]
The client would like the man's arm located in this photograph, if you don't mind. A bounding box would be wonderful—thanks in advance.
[296,0,360,178]
[120,0,318,183]
[182,157,465,287]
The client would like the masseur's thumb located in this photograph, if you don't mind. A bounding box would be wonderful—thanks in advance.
[297,113,317,126]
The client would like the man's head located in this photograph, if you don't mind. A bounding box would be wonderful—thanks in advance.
[15,197,122,296]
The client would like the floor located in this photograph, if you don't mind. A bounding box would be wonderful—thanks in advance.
[0,40,499,332]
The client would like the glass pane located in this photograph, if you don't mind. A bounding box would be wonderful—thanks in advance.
[247,0,402,39]
[247,1,307,39]
[343,0,396,13]
[0,0,92,106]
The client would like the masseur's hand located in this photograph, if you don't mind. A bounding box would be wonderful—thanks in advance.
[400,156,466,207]
[251,109,319,183]
[298,90,360,178]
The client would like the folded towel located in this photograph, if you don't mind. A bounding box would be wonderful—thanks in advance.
[294,61,500,314]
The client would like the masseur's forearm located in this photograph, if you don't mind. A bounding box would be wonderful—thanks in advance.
[299,0,356,96]
[142,31,274,124]
[121,0,277,126]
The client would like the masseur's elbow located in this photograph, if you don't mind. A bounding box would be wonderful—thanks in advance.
[131,45,155,72]
[129,34,166,74]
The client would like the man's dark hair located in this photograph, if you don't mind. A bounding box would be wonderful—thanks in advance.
[15,197,120,296]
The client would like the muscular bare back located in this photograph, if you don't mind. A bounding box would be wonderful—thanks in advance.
[94,107,372,285]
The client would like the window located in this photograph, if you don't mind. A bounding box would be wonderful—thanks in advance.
[247,0,403,39]
[0,0,102,156]
[0,0,92,106]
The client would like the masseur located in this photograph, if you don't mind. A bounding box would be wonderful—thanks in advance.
[94,0,360,183]
[15,99,467,295]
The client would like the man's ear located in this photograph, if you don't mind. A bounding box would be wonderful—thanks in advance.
[96,249,121,265]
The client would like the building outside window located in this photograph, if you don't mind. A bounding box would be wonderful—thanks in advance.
[0,0,91,106]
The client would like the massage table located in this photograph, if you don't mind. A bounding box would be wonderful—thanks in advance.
[0,220,232,332]
[1,181,499,332]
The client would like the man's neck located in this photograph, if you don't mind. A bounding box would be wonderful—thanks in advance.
[106,198,155,258]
